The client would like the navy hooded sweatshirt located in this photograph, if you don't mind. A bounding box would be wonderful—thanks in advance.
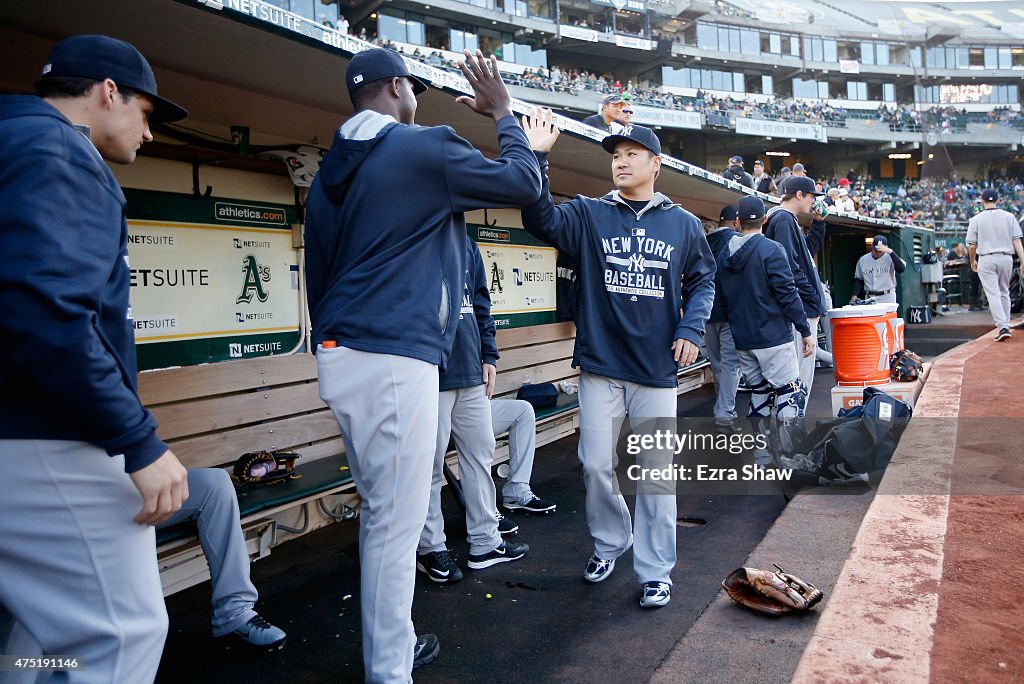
[440,236,499,391]
[717,233,811,351]
[0,96,166,472]
[304,112,540,368]
[705,226,740,324]
[763,208,827,319]
[521,153,716,388]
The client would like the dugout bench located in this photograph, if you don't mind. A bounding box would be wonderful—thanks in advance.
[144,322,710,595]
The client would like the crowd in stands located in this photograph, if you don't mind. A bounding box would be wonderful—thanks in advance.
[810,174,1024,226]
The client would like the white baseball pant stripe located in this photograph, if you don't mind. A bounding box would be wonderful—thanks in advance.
[578,372,678,585]
[317,345,438,684]
[419,384,501,557]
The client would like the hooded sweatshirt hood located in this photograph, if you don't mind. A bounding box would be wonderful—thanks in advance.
[725,232,761,269]
[318,110,399,199]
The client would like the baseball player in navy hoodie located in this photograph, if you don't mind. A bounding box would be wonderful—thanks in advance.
[705,206,742,433]
[304,49,541,682]
[763,176,827,412]
[0,36,189,681]
[717,197,815,442]
[521,111,715,609]
[417,235,529,584]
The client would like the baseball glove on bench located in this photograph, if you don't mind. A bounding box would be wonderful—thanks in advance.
[722,565,823,616]
[231,450,301,488]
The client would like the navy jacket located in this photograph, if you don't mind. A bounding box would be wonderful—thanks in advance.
[440,236,499,391]
[0,96,166,472]
[304,113,540,368]
[763,208,827,318]
[522,153,716,388]
[717,234,811,351]
[705,226,740,323]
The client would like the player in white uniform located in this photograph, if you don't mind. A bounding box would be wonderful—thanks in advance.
[851,235,905,306]
[967,188,1024,341]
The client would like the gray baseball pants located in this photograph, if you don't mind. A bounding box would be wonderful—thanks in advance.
[490,399,537,503]
[318,345,438,684]
[419,384,501,557]
[978,254,1013,329]
[704,321,740,424]
[792,317,819,413]
[578,372,678,585]
[0,440,167,684]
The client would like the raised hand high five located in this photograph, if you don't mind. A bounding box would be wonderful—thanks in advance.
[455,49,513,121]
[522,107,560,153]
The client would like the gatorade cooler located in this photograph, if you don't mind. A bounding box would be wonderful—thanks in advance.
[829,303,899,386]
[888,317,905,353]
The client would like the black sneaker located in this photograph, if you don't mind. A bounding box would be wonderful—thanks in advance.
[467,540,529,570]
[413,633,439,669]
[996,327,1012,341]
[503,494,557,514]
[496,512,519,535]
[714,421,742,436]
[416,549,463,584]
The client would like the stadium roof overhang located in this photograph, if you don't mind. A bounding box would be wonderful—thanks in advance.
[0,0,909,234]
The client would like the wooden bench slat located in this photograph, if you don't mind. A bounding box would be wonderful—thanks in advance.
[497,338,575,372]
[139,354,316,406]
[493,358,580,396]
[496,321,575,349]
[151,382,325,441]
[169,409,341,469]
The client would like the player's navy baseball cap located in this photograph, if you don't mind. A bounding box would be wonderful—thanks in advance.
[729,155,743,165]
[872,235,888,248]
[737,196,766,220]
[347,48,429,97]
[786,176,825,196]
[601,124,662,156]
[41,35,187,123]
[981,188,998,202]
[719,205,739,222]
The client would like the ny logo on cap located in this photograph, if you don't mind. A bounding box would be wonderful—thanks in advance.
[42,64,52,75]
[622,125,633,135]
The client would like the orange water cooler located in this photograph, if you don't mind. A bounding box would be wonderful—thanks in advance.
[828,304,900,386]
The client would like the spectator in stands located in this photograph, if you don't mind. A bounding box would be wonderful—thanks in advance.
[776,166,792,194]
[619,103,634,126]
[835,187,855,212]
[722,155,754,188]
[582,93,626,132]
[0,35,190,682]
[792,162,807,179]
[338,14,350,34]
[752,160,776,194]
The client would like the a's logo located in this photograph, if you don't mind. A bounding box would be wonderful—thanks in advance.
[236,255,271,304]
[229,343,242,358]
[490,262,504,294]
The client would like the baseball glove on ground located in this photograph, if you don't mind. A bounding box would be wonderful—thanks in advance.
[231,450,301,488]
[722,565,824,616]
[890,349,924,382]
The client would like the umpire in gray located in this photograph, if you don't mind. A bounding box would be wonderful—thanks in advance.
[967,188,1024,341]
